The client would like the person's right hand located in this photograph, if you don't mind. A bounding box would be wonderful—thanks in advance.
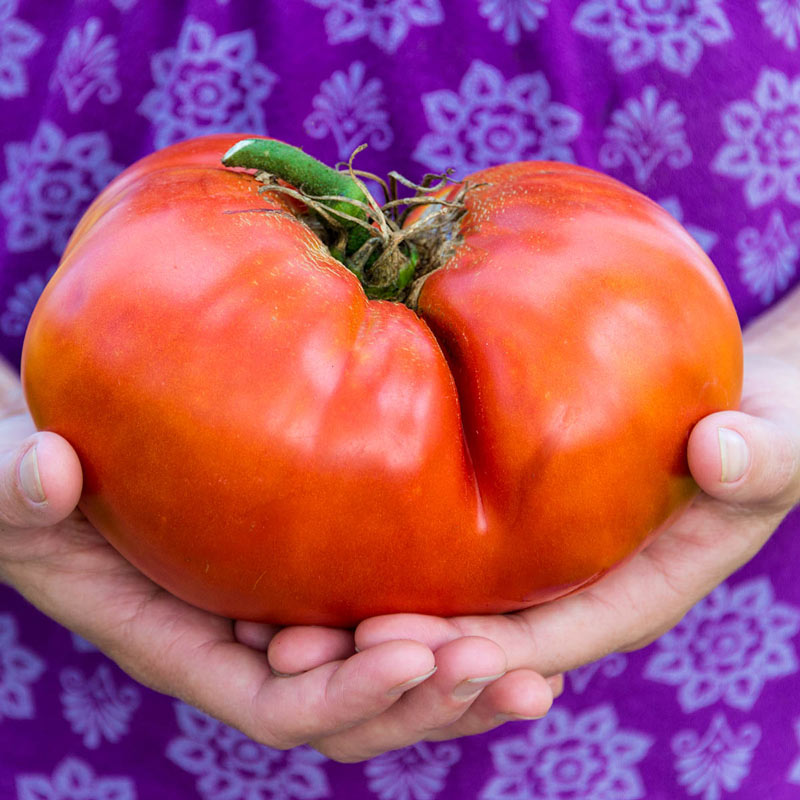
[0,359,554,762]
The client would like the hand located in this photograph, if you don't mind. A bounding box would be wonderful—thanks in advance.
[272,290,800,711]
[0,359,554,761]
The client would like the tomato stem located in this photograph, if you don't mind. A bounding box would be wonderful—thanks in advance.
[222,138,472,304]
[222,139,371,257]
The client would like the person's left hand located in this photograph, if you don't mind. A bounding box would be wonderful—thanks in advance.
[268,306,800,735]
[0,358,555,763]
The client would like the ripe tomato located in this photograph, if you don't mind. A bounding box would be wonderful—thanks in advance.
[21,134,742,626]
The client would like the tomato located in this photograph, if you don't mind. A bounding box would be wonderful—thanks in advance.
[21,134,743,627]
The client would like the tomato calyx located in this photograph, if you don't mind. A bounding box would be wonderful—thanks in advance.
[222,138,474,306]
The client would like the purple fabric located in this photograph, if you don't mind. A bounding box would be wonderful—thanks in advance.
[2,1,800,797]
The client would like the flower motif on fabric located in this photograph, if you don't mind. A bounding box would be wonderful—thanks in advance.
[166,702,330,800]
[304,61,393,161]
[658,195,718,253]
[759,0,800,50]
[644,576,800,712]
[306,0,444,54]
[0,614,45,722]
[672,714,761,800]
[50,17,121,113]
[60,664,141,749]
[0,121,121,255]
[0,268,55,337]
[572,0,732,76]
[735,209,800,305]
[600,86,691,186]
[364,742,460,800]
[713,68,800,208]
[480,704,652,800]
[569,653,627,695]
[414,60,582,178]
[0,0,43,99]
[138,18,277,149]
[478,0,551,45]
[16,757,136,800]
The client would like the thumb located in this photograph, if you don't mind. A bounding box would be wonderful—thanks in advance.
[0,432,83,530]
[687,410,800,511]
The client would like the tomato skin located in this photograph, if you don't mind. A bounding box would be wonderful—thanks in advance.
[21,136,742,626]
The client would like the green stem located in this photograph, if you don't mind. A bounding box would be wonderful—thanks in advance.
[222,138,371,256]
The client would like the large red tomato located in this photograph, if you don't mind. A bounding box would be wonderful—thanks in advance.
[21,134,742,626]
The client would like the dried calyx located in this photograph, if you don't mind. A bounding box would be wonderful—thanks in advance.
[222,138,476,306]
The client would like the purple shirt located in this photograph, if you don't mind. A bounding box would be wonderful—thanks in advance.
[2,1,800,797]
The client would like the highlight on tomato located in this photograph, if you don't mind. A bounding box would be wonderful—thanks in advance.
[21,134,743,626]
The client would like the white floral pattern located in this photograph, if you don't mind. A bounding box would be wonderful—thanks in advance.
[568,654,628,695]
[16,757,136,800]
[0,614,45,722]
[572,0,732,75]
[50,18,121,113]
[736,209,800,304]
[60,664,141,749]
[166,702,330,800]
[2,2,800,795]
[478,0,550,45]
[481,705,651,800]
[414,59,582,177]
[713,68,800,208]
[306,0,444,53]
[0,267,54,337]
[759,0,800,50]
[600,86,691,185]
[365,742,460,800]
[672,714,761,800]
[138,17,277,149]
[644,576,800,712]
[0,121,121,254]
[659,195,719,253]
[304,61,393,161]
[0,0,43,99]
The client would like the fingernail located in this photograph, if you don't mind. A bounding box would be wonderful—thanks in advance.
[388,666,437,696]
[452,672,505,700]
[19,446,46,503]
[719,428,749,483]
[270,667,301,678]
[495,712,547,722]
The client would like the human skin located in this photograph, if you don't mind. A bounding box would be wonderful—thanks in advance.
[258,284,800,761]
[1,288,796,762]
[0,359,555,760]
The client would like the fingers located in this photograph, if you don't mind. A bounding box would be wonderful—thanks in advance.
[234,622,357,677]
[356,614,463,658]
[115,596,438,752]
[232,620,283,651]
[246,639,437,748]
[0,432,83,531]
[425,669,555,741]
[310,636,510,761]
[688,409,800,511]
[267,625,356,675]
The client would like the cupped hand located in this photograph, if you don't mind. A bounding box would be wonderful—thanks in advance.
[271,292,800,717]
[0,359,554,762]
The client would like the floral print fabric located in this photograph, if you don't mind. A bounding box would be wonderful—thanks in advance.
[2,1,800,797]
